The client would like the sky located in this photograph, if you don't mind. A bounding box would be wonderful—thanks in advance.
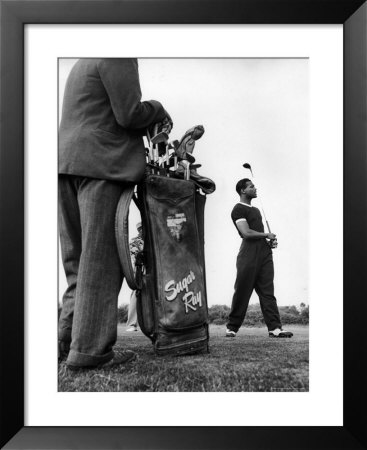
[58,58,309,307]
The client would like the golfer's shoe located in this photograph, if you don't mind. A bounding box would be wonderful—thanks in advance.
[126,326,138,332]
[66,349,137,371]
[269,328,293,338]
[225,328,236,338]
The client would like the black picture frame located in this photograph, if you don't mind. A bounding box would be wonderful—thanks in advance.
[1,1,366,449]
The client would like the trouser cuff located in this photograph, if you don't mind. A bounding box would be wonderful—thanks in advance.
[226,325,238,333]
[66,349,114,367]
[268,324,282,331]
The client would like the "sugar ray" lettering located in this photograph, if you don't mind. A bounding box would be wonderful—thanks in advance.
[164,271,196,301]
[182,291,202,313]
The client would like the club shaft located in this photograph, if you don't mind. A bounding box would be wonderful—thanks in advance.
[264,218,271,234]
[246,166,271,234]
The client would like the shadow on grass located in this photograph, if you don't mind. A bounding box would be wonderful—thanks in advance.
[58,324,308,392]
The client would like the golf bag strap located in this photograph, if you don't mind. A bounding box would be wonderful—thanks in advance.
[115,184,140,291]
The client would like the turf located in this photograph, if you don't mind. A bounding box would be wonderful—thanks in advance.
[58,324,308,392]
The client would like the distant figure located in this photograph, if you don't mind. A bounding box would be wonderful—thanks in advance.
[126,222,144,332]
[226,178,293,338]
[58,58,172,370]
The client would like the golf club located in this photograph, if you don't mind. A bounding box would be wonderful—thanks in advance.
[178,160,191,180]
[242,163,277,247]
[165,144,170,173]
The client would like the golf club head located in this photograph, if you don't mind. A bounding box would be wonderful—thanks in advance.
[157,141,168,157]
[151,131,169,144]
[242,162,254,177]
[191,164,202,171]
[186,153,196,164]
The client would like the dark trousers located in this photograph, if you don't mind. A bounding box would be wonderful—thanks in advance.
[58,175,125,367]
[227,239,282,332]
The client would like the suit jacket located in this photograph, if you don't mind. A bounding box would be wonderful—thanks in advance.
[59,58,167,182]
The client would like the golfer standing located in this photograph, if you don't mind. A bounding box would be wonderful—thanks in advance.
[226,178,293,338]
[58,58,172,370]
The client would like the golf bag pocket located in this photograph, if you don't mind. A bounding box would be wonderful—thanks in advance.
[136,272,155,338]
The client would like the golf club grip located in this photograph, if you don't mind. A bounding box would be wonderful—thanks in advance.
[115,185,141,290]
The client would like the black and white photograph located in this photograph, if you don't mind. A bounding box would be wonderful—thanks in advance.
[2,0,367,445]
[58,57,309,392]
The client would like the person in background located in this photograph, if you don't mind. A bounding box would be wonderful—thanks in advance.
[126,222,144,332]
[58,58,172,370]
[226,178,293,339]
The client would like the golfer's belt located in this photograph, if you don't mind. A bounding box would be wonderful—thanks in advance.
[115,174,209,356]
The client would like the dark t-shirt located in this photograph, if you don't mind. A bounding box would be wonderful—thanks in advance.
[231,203,264,237]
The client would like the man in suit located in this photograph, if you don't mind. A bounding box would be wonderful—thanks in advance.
[58,59,172,370]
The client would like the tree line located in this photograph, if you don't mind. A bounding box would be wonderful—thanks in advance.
[117,302,309,325]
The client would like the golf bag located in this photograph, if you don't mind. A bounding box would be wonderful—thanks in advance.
[115,174,210,356]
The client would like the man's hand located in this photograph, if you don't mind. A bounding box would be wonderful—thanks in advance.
[266,233,278,249]
[161,114,173,134]
[269,239,278,249]
[148,114,173,145]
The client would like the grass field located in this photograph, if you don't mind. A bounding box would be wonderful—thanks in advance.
[58,324,308,392]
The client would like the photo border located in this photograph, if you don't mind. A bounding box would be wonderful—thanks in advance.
[0,1,366,448]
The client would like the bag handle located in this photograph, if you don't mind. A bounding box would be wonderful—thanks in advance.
[115,185,141,290]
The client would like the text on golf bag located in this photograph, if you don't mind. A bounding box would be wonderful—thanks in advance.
[164,270,202,314]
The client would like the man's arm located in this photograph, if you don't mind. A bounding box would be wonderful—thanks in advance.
[98,58,169,130]
[236,219,276,240]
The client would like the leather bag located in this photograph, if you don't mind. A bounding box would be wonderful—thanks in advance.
[115,174,209,355]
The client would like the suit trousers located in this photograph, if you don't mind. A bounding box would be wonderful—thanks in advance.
[58,175,125,367]
[227,239,282,332]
